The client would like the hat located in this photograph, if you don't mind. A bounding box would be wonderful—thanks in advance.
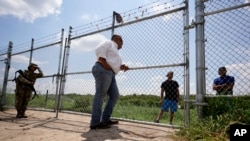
[28,63,38,68]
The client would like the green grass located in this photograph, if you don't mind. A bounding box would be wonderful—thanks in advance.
[176,96,250,141]
[3,93,187,126]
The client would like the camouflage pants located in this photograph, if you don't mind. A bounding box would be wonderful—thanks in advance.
[15,86,32,111]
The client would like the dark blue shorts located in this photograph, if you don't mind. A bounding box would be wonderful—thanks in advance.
[161,99,178,112]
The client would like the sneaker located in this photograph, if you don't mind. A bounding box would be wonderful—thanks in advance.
[154,120,159,123]
[90,122,110,129]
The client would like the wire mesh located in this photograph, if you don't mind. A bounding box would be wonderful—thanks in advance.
[63,0,186,126]
[7,31,63,55]
[10,41,31,54]
[1,0,249,128]
[204,0,250,95]
[1,0,187,126]
[1,30,63,109]
[0,46,8,56]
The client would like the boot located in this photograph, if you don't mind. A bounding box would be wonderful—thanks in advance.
[16,110,22,118]
[21,109,28,118]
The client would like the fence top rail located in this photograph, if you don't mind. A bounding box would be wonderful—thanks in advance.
[204,2,250,16]
[10,41,62,56]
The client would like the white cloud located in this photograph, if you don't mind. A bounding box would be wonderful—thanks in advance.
[12,55,48,65]
[226,63,250,79]
[63,75,95,94]
[12,55,30,64]
[0,0,62,23]
[71,34,108,52]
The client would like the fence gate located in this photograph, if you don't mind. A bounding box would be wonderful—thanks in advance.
[58,0,190,127]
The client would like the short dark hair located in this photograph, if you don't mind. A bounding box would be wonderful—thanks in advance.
[111,34,123,43]
[111,34,121,40]
[218,66,226,71]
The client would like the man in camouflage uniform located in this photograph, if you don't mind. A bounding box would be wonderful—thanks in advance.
[15,63,43,118]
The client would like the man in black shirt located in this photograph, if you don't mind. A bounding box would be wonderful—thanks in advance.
[154,71,180,125]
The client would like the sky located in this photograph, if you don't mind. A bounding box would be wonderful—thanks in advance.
[1,0,190,44]
[0,0,198,96]
[0,0,197,49]
[0,0,249,96]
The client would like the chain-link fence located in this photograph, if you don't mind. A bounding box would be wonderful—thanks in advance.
[59,0,188,126]
[1,0,249,127]
[204,0,250,95]
[0,29,64,111]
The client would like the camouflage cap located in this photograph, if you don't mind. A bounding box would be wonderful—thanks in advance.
[28,63,38,68]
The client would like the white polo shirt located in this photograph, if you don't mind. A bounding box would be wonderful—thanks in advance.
[95,40,122,74]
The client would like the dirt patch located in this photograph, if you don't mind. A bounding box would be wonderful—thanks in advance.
[0,109,179,141]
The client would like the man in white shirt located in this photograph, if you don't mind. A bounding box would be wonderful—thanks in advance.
[90,34,129,129]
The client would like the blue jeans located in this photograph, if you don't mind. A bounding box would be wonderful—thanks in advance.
[90,62,119,125]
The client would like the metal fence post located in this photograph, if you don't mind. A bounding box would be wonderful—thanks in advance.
[30,38,34,63]
[1,41,12,106]
[54,28,64,112]
[183,0,190,126]
[111,11,116,36]
[111,11,123,37]
[195,0,206,119]
[56,26,72,118]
